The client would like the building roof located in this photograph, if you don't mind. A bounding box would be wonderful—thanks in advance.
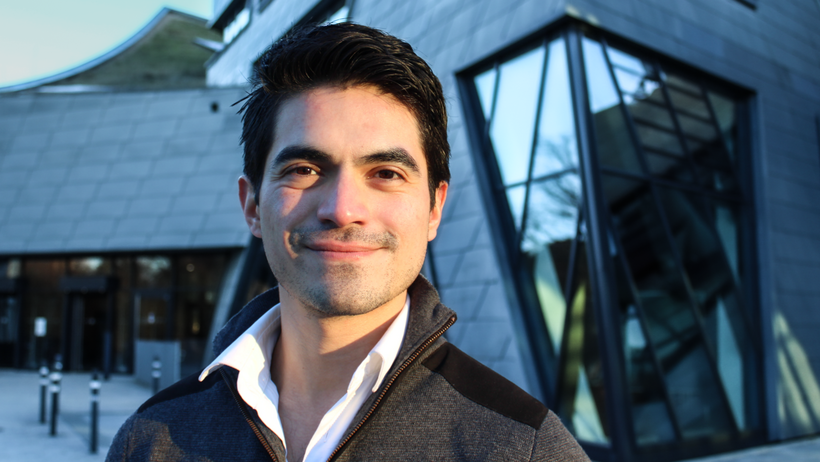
[0,8,221,94]
[0,87,250,255]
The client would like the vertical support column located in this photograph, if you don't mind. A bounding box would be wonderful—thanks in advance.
[565,25,634,461]
[103,288,115,380]
[90,371,100,454]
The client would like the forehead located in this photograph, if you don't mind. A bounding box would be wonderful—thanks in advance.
[270,85,425,167]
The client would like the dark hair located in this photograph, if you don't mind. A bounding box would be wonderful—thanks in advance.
[238,23,450,208]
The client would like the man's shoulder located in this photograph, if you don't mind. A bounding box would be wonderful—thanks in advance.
[136,369,222,414]
[420,342,549,430]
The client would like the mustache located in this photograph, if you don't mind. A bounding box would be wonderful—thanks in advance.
[289,226,398,250]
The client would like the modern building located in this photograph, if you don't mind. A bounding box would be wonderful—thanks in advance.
[2,1,819,460]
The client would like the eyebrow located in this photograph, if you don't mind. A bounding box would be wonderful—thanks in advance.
[270,145,420,175]
[270,145,331,171]
[356,148,420,175]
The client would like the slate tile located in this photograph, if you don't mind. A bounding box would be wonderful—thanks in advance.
[97,180,140,199]
[73,218,116,237]
[1,152,40,170]
[114,217,159,235]
[85,200,129,219]
[121,140,165,159]
[105,235,149,250]
[192,232,248,247]
[177,113,227,136]
[11,133,49,151]
[45,203,87,220]
[0,223,36,238]
[77,143,122,163]
[38,147,81,166]
[90,124,133,143]
[148,233,193,249]
[103,102,147,123]
[109,160,153,180]
[433,214,482,253]
[22,106,64,124]
[152,156,199,176]
[55,184,97,202]
[204,211,247,232]
[139,177,184,196]
[440,283,488,322]
[158,215,205,233]
[184,174,233,193]
[132,119,179,140]
[171,193,219,214]
[68,164,110,182]
[455,247,500,284]
[127,197,172,216]
[49,128,91,147]
[453,319,513,362]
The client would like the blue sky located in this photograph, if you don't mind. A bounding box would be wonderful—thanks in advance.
[0,0,213,88]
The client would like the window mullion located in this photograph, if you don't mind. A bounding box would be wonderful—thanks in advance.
[566,26,634,459]
[517,39,551,248]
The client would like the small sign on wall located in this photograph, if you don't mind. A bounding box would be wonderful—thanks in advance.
[34,317,47,337]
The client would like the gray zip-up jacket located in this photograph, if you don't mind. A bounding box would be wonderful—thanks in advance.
[107,276,590,461]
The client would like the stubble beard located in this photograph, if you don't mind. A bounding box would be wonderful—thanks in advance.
[268,226,423,318]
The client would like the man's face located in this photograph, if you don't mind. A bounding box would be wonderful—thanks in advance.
[239,85,447,317]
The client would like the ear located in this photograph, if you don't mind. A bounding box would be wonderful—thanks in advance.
[238,176,263,238]
[427,181,448,241]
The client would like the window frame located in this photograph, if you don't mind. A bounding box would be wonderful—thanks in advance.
[457,19,764,462]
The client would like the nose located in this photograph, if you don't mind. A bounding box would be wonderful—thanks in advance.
[316,170,369,227]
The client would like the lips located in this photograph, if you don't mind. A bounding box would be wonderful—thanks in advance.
[306,240,381,253]
[289,226,398,254]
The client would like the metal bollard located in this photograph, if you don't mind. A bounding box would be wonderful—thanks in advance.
[90,370,101,454]
[39,363,49,424]
[151,356,161,395]
[49,358,63,436]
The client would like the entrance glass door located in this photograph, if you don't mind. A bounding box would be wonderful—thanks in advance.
[0,296,20,367]
[135,293,171,341]
[64,293,106,371]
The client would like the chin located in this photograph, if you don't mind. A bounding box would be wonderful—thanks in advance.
[300,283,397,318]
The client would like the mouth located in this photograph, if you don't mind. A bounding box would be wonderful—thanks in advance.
[290,227,397,260]
[304,240,382,260]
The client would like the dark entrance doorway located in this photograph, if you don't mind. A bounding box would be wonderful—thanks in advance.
[59,276,117,373]
[0,295,21,367]
[63,293,106,371]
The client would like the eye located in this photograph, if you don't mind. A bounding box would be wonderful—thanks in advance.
[374,169,401,180]
[290,166,317,176]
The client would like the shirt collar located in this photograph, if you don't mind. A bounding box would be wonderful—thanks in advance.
[199,304,281,382]
[199,293,410,391]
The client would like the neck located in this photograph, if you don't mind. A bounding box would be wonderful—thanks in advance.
[270,288,407,401]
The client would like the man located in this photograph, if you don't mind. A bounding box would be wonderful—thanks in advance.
[108,23,589,461]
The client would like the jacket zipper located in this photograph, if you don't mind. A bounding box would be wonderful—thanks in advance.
[326,314,457,461]
[220,314,456,462]
[220,368,279,462]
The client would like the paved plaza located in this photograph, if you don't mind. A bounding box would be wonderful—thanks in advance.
[0,369,151,461]
[1,368,818,461]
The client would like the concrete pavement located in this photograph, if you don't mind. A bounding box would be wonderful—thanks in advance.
[0,369,151,461]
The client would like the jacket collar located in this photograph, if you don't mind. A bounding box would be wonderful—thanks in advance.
[212,274,457,363]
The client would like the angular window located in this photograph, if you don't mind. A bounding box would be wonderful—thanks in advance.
[462,25,758,461]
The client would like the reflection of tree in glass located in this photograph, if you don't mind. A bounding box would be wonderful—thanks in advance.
[521,171,582,255]
[533,133,579,179]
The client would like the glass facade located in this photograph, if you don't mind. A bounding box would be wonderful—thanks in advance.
[8,252,229,376]
[465,26,758,459]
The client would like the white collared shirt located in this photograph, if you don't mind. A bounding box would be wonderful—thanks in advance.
[200,295,410,462]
